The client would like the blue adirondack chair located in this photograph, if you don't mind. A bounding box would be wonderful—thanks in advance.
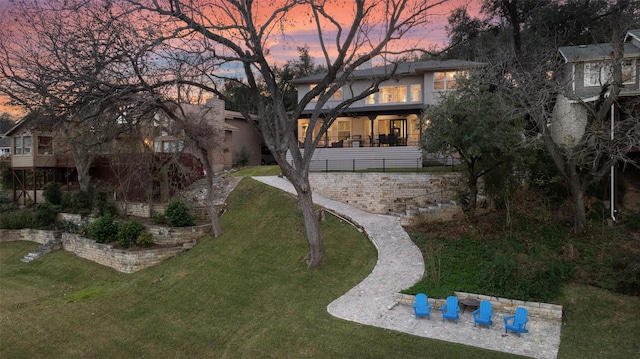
[504,307,529,337]
[472,300,493,329]
[440,296,460,323]
[413,293,432,319]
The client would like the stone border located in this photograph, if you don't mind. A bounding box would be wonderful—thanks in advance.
[393,291,563,322]
[1,225,210,273]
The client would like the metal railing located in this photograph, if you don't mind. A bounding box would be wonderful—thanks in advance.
[305,154,459,173]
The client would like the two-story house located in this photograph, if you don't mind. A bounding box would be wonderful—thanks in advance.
[554,29,640,147]
[293,59,484,149]
[555,29,640,217]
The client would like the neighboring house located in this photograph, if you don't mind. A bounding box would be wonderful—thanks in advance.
[3,99,263,204]
[555,28,640,216]
[554,28,640,147]
[3,113,75,204]
[292,59,484,148]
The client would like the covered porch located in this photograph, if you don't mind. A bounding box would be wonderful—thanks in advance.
[297,105,424,148]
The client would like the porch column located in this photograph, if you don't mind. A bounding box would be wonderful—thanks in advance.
[367,114,376,147]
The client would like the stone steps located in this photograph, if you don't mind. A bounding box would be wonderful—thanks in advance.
[21,236,63,263]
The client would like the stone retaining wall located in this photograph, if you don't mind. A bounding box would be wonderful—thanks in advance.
[0,229,59,244]
[1,224,211,273]
[393,291,563,322]
[308,172,461,214]
[62,233,187,273]
[147,224,211,246]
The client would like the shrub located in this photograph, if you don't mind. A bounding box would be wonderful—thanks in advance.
[42,183,62,205]
[117,220,145,248]
[71,191,91,214]
[94,191,118,217]
[136,232,154,247]
[165,199,195,227]
[0,209,35,229]
[233,145,251,167]
[61,192,73,210]
[0,193,18,213]
[35,203,60,228]
[88,214,118,243]
[152,212,166,225]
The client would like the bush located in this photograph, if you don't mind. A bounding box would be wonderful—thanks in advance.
[477,249,570,302]
[117,220,145,248]
[165,199,195,227]
[152,212,166,225]
[0,209,35,229]
[94,191,118,217]
[42,183,62,205]
[71,191,91,214]
[88,214,118,243]
[35,203,60,228]
[0,193,18,213]
[136,232,154,247]
[233,145,251,167]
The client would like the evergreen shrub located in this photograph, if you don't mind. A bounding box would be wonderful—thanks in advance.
[165,199,195,227]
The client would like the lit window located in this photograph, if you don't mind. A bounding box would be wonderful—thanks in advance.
[410,84,421,102]
[365,93,376,104]
[434,71,467,91]
[379,86,407,103]
[337,121,351,141]
[310,84,343,101]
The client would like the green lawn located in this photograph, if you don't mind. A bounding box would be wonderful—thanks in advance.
[0,178,516,358]
[1,178,638,358]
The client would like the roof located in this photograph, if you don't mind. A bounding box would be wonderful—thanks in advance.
[559,29,640,62]
[299,102,424,118]
[625,29,640,42]
[291,59,485,85]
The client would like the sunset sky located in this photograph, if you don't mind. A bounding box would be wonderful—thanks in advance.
[0,0,481,119]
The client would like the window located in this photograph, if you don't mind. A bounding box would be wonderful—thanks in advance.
[434,71,467,91]
[365,93,376,104]
[13,135,31,155]
[37,136,53,155]
[310,84,343,101]
[584,60,636,87]
[14,137,22,155]
[337,121,351,141]
[379,86,407,103]
[410,84,421,102]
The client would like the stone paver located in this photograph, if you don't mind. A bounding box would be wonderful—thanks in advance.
[253,176,561,359]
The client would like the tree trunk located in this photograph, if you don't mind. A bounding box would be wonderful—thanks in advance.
[71,148,92,193]
[296,186,326,268]
[567,174,587,233]
[202,155,222,237]
[280,153,327,269]
[464,159,478,212]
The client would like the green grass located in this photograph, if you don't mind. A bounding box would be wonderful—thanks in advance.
[556,284,640,359]
[231,165,281,177]
[0,178,518,358]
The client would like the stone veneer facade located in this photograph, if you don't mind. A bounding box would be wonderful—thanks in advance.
[308,172,461,214]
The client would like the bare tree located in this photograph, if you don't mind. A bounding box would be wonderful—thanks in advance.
[128,0,449,268]
[484,0,640,232]
[0,0,168,192]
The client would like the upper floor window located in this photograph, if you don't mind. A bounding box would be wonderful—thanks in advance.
[310,84,343,101]
[37,136,53,155]
[13,135,31,155]
[584,60,636,87]
[434,71,467,91]
[379,86,407,103]
[410,84,421,102]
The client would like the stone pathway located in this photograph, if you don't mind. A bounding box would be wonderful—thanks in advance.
[253,176,561,359]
